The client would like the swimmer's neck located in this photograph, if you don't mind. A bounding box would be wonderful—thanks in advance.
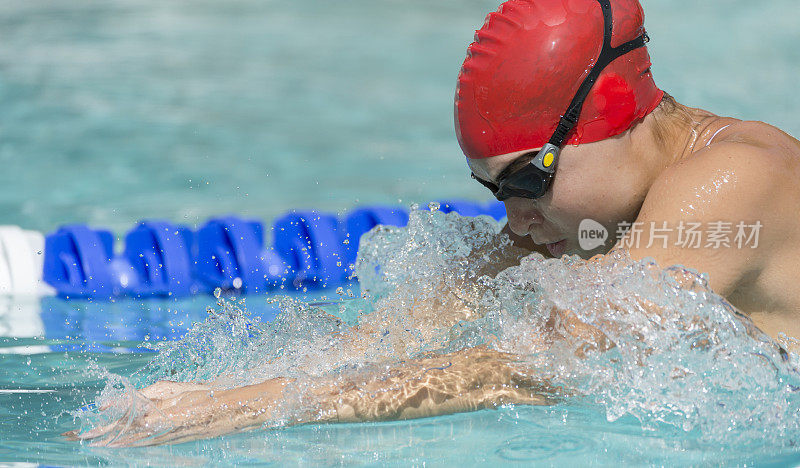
[627,100,724,181]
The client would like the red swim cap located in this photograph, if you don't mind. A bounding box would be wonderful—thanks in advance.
[455,0,664,159]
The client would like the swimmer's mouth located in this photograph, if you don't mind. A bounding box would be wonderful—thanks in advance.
[545,239,567,257]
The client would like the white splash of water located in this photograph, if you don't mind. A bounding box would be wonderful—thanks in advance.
[78,207,800,449]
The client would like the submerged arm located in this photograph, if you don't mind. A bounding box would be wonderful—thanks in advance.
[68,347,556,447]
[315,347,556,423]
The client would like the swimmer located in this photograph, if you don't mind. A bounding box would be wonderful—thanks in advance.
[458,0,800,342]
[67,0,800,446]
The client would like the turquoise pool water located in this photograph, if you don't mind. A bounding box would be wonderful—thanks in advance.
[2,0,799,234]
[3,0,800,465]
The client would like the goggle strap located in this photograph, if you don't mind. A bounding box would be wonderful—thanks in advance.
[548,0,649,148]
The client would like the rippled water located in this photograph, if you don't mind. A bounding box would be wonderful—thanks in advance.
[54,209,800,464]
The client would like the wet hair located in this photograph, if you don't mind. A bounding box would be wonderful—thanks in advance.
[649,92,694,151]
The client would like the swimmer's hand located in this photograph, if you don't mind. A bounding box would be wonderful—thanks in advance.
[64,378,290,447]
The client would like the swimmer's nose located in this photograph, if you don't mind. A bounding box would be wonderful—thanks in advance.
[504,198,543,237]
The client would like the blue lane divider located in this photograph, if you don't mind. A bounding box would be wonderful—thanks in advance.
[43,225,119,298]
[124,221,196,297]
[342,206,409,265]
[483,200,507,221]
[273,211,345,288]
[41,200,507,299]
[196,217,285,293]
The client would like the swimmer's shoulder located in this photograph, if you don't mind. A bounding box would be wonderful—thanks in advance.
[631,120,797,295]
[641,119,798,225]
[687,119,800,206]
[707,119,800,160]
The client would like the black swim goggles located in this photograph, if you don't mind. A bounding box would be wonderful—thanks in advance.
[471,0,649,201]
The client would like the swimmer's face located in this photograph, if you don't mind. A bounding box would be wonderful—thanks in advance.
[468,134,643,258]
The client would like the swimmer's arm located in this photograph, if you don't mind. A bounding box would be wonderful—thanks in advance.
[313,346,556,423]
[71,347,557,447]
